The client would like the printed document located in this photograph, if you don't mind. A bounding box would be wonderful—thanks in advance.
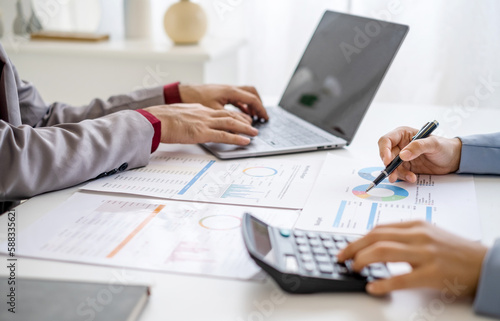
[81,152,322,209]
[294,154,481,240]
[2,193,299,280]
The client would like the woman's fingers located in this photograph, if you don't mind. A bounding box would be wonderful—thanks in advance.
[339,222,433,262]
[378,127,417,165]
[367,268,435,295]
[393,162,417,183]
[345,242,428,271]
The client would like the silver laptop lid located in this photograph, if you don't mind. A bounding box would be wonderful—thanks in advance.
[279,11,408,145]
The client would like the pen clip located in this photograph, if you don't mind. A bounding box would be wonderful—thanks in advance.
[412,122,429,140]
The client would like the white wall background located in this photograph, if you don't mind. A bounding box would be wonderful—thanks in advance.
[1,0,500,108]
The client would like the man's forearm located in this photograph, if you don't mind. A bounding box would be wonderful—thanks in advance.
[38,86,166,126]
[0,110,153,201]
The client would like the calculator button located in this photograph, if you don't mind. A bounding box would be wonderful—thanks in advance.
[301,253,313,262]
[345,235,359,243]
[319,233,331,241]
[328,248,340,256]
[295,237,307,245]
[297,245,310,253]
[333,235,346,242]
[314,254,330,263]
[336,241,348,249]
[335,263,349,274]
[279,229,291,237]
[322,240,335,248]
[306,232,319,239]
[318,263,334,274]
[312,247,327,255]
[293,230,305,237]
[370,269,388,279]
[369,263,386,270]
[360,267,370,277]
[308,239,321,247]
[285,255,299,273]
[303,262,315,272]
[344,260,355,272]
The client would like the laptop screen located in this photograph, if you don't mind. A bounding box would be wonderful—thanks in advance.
[279,11,408,144]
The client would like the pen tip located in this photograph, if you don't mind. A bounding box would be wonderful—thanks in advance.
[366,184,374,193]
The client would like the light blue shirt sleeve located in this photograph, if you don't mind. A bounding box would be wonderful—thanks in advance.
[474,239,500,318]
[457,132,500,175]
[457,133,500,317]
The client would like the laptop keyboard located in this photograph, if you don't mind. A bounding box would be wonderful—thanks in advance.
[254,111,331,148]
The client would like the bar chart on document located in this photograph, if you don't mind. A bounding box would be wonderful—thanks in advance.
[81,152,322,209]
[295,154,481,240]
[7,193,299,280]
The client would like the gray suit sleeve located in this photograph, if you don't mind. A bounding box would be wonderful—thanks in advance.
[474,239,500,318]
[457,133,500,175]
[37,87,166,127]
[0,110,154,201]
[1,44,169,203]
[13,62,166,127]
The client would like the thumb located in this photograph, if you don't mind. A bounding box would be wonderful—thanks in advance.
[400,137,438,161]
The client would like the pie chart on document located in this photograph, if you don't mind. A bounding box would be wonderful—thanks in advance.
[31,0,101,32]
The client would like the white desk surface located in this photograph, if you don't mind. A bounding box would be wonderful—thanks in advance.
[1,102,499,321]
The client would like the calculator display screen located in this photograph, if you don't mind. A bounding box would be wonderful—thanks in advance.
[251,219,275,264]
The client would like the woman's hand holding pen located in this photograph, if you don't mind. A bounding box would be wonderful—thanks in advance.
[378,126,463,183]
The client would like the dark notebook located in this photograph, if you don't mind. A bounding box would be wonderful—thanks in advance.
[0,277,150,321]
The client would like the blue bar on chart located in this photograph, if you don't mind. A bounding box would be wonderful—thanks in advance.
[366,203,378,230]
[426,206,432,222]
[178,160,215,195]
[333,200,347,228]
[221,184,265,199]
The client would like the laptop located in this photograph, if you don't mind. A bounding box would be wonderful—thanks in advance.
[203,10,409,159]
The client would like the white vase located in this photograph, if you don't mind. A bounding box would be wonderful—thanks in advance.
[164,0,207,45]
[13,0,27,35]
[123,0,151,39]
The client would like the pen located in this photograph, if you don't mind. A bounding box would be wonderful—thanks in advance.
[365,120,439,192]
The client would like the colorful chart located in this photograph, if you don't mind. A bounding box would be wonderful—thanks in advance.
[243,167,278,177]
[352,184,409,202]
[199,215,242,230]
[358,167,400,183]
[221,184,265,199]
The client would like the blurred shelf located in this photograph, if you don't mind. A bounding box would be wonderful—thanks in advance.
[3,36,245,62]
[3,36,245,104]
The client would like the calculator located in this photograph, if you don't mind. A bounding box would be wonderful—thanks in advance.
[242,213,390,293]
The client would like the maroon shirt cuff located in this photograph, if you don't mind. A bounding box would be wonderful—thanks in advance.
[163,82,182,104]
[136,109,161,153]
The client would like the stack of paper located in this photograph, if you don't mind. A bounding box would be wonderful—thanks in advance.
[1,152,481,282]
